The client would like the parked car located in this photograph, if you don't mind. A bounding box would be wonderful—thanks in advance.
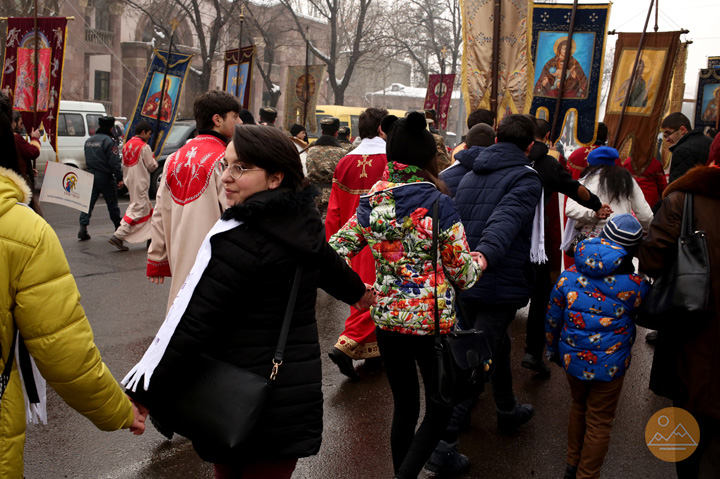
[36,100,107,185]
[149,120,197,198]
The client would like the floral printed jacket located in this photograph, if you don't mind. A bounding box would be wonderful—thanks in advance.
[546,237,649,382]
[330,162,481,335]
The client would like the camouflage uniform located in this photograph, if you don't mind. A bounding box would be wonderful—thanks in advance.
[306,135,347,214]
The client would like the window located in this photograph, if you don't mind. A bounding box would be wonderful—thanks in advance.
[94,71,110,103]
[58,114,86,137]
[95,0,111,31]
[86,114,102,136]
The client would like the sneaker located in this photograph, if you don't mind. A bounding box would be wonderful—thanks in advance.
[78,226,91,241]
[521,353,551,377]
[328,347,359,380]
[645,330,658,345]
[497,403,535,435]
[425,440,470,475]
[564,464,578,479]
[108,235,129,251]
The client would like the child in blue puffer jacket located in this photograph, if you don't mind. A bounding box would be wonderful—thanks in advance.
[546,214,649,479]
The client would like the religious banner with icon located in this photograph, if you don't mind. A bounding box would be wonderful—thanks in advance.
[283,64,326,133]
[125,48,193,156]
[1,17,67,154]
[527,3,610,145]
[708,57,720,69]
[424,73,456,130]
[460,0,530,125]
[694,68,720,129]
[603,31,681,164]
[222,46,255,109]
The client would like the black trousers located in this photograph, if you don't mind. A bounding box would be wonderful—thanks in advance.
[525,261,552,358]
[79,173,121,229]
[376,328,454,479]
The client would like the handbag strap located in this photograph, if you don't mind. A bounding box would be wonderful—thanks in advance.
[270,265,303,381]
[0,324,18,400]
[681,193,694,237]
[431,195,442,346]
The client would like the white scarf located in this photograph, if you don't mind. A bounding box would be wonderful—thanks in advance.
[123,217,243,392]
[12,333,47,425]
[527,167,547,264]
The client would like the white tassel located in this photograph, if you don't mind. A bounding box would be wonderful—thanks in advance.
[122,218,242,392]
[15,334,47,425]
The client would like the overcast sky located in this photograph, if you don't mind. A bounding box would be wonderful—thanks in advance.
[558,0,720,98]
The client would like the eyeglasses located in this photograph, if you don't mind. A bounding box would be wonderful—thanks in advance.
[219,161,263,180]
[662,129,678,139]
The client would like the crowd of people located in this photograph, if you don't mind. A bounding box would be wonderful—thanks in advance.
[1,84,719,479]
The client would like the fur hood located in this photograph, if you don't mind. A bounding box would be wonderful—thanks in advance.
[0,166,33,217]
[663,165,720,199]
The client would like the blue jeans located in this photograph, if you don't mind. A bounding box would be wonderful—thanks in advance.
[79,173,121,229]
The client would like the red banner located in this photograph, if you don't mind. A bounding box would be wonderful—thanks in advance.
[2,17,68,154]
[423,74,456,130]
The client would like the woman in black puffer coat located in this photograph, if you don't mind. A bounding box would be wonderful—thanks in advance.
[127,125,373,479]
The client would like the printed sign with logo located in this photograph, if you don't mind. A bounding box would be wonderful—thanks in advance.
[645,407,700,462]
[39,161,94,213]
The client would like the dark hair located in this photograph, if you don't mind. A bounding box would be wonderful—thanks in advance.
[289,124,305,137]
[496,114,535,151]
[194,90,241,130]
[581,164,634,203]
[535,118,550,140]
[239,109,255,125]
[467,108,494,129]
[0,93,22,175]
[231,125,304,192]
[135,121,152,134]
[465,123,495,148]
[661,112,691,131]
[320,121,339,136]
[359,107,388,139]
[596,122,608,145]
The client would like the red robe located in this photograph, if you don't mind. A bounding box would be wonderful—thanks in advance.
[567,145,598,180]
[325,136,387,359]
[621,157,667,209]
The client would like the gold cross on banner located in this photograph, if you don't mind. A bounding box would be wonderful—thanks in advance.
[357,155,372,178]
[169,18,180,32]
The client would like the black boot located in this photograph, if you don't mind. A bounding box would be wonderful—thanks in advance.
[78,225,91,241]
[328,347,359,380]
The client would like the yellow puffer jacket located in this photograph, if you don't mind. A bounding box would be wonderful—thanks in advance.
[0,167,134,477]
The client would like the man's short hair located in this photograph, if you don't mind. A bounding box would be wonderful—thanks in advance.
[193,90,240,130]
[135,121,152,134]
[465,123,496,148]
[535,118,551,140]
[467,108,494,129]
[496,114,535,151]
[359,107,388,139]
[661,112,692,131]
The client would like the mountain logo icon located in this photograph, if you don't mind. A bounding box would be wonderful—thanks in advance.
[645,407,700,462]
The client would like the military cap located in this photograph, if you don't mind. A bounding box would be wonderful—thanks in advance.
[259,106,278,121]
[320,117,340,128]
[99,116,116,128]
[338,126,350,136]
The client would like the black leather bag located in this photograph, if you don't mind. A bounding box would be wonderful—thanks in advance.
[428,196,491,407]
[147,266,302,463]
[636,194,710,327]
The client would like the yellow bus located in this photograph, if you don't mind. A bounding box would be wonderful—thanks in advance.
[310,105,406,141]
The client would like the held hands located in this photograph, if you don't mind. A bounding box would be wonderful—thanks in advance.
[148,276,165,285]
[470,251,488,272]
[594,203,613,220]
[353,283,378,310]
[128,396,149,435]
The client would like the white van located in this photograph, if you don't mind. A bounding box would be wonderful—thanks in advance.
[36,100,107,183]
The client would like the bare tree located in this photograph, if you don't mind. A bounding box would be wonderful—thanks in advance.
[123,0,241,92]
[279,0,378,105]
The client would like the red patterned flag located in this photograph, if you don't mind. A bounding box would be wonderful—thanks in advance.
[2,17,67,154]
[424,74,456,130]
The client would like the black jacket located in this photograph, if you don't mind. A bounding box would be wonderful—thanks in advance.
[131,186,365,462]
[84,131,122,180]
[668,128,712,184]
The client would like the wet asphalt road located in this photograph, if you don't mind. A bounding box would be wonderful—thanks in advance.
[22,198,676,479]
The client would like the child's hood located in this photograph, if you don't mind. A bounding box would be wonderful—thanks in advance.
[573,237,628,279]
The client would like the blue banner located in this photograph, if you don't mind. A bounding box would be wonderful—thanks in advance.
[528,3,610,145]
[222,46,254,109]
[125,49,193,156]
[694,69,720,129]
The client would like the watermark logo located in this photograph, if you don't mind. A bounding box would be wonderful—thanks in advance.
[62,172,78,193]
[645,407,700,462]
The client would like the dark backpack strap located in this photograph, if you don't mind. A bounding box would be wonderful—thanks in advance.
[270,265,303,381]
[0,324,19,400]
[18,336,39,403]
[681,193,693,237]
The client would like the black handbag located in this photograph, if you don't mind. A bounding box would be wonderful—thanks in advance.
[428,196,491,407]
[147,266,303,463]
[636,193,710,327]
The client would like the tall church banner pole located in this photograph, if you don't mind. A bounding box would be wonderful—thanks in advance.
[610,0,654,148]
[302,26,310,128]
[153,18,178,151]
[549,0,578,144]
[234,4,245,105]
[490,0,501,117]
[32,0,38,125]
[437,47,446,136]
